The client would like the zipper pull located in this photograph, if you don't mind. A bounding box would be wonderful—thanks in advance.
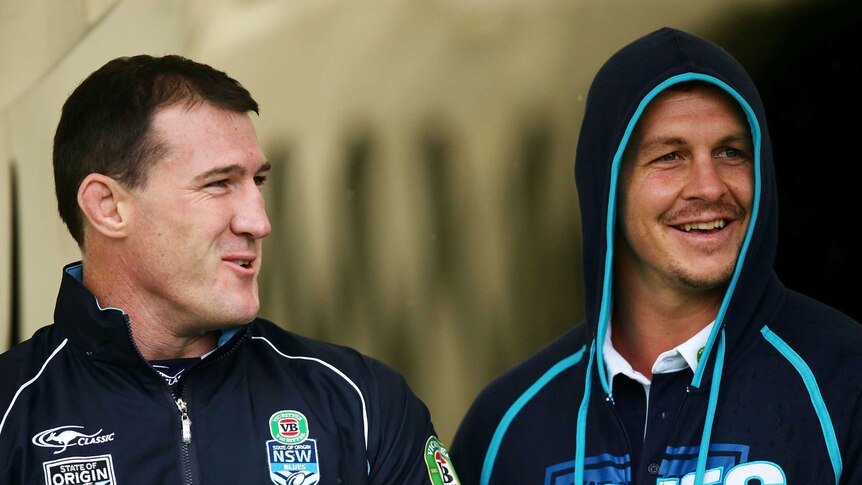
[175,398,192,444]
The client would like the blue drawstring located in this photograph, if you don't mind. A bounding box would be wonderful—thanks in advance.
[573,341,596,484]
[694,330,726,483]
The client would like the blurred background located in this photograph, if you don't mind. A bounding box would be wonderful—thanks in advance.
[1,0,859,444]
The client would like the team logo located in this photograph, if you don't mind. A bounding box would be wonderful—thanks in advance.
[42,454,117,485]
[266,410,320,485]
[425,436,460,485]
[32,425,116,454]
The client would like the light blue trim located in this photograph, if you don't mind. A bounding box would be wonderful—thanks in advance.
[218,327,241,347]
[573,341,596,485]
[695,330,726,482]
[65,263,84,281]
[65,262,128,314]
[479,345,588,485]
[593,72,764,393]
[761,325,842,483]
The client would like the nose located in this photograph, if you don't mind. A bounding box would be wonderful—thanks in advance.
[231,183,272,239]
[682,154,729,202]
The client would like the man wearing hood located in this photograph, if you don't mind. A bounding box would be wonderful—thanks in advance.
[450,27,861,484]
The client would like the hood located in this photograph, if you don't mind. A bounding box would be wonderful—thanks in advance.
[574,27,781,392]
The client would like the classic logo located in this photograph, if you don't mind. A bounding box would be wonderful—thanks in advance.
[269,410,309,445]
[425,436,460,485]
[42,454,117,485]
[32,426,116,455]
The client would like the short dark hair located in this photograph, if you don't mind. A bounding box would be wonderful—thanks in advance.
[53,54,259,247]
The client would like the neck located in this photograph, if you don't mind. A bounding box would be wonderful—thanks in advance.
[611,273,723,379]
[82,253,218,361]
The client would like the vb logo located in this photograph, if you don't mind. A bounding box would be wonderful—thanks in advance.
[279,419,300,437]
[425,436,461,485]
[269,411,309,444]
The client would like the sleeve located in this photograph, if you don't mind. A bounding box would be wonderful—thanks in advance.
[364,358,461,485]
[449,388,500,485]
[839,388,862,484]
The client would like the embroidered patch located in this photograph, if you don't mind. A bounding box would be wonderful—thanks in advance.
[269,410,309,444]
[42,454,117,485]
[267,439,320,485]
[266,410,320,485]
[32,425,116,455]
[425,436,460,485]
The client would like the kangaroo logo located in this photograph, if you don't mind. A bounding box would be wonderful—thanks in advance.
[32,425,114,454]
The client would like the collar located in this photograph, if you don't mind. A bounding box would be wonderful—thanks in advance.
[55,261,245,365]
[603,320,714,392]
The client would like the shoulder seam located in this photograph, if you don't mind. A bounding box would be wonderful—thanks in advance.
[0,339,69,437]
[760,325,842,483]
[251,336,369,451]
[480,344,588,485]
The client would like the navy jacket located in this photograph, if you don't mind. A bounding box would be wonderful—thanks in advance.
[450,28,862,484]
[1,262,451,484]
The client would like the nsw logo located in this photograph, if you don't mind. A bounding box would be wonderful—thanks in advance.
[32,425,116,455]
[267,439,320,485]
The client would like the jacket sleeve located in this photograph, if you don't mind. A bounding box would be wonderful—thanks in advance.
[364,357,459,484]
[449,386,502,485]
[839,389,862,484]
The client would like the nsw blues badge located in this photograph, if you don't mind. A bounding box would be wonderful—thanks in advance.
[266,410,320,485]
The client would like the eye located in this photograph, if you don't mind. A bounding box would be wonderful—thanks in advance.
[716,147,751,165]
[718,148,740,158]
[205,179,230,188]
[656,152,680,162]
[254,175,268,187]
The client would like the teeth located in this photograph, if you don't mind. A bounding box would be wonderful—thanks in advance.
[679,220,725,232]
[233,260,250,267]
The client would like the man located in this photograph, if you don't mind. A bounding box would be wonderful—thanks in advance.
[450,27,861,484]
[0,55,458,484]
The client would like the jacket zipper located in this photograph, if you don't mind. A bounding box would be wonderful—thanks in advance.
[123,316,196,485]
[604,394,636,481]
[176,397,192,444]
[174,391,194,485]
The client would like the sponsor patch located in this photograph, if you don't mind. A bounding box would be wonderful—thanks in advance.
[266,410,320,485]
[42,454,117,485]
[269,410,309,444]
[33,425,116,455]
[425,436,460,485]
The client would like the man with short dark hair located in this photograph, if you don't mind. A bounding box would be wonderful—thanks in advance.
[0,55,457,485]
[450,28,862,484]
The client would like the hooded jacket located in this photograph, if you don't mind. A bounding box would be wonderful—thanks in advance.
[450,27,862,485]
[0,262,455,484]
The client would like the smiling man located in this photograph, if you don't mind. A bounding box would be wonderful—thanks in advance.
[451,28,862,484]
[0,55,455,484]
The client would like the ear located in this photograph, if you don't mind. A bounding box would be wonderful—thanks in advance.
[77,173,132,240]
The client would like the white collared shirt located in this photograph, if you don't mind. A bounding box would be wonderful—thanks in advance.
[603,320,714,393]
[603,320,714,439]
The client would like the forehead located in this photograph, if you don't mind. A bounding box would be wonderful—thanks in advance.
[636,84,749,138]
[149,102,265,176]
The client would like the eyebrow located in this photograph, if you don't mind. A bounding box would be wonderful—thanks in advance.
[637,133,752,152]
[193,161,271,183]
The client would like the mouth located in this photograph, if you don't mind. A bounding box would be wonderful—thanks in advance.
[230,259,253,268]
[674,219,727,232]
[222,256,257,272]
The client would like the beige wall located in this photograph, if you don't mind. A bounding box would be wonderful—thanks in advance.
[0,0,804,443]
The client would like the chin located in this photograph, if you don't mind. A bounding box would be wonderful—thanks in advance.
[669,264,736,291]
